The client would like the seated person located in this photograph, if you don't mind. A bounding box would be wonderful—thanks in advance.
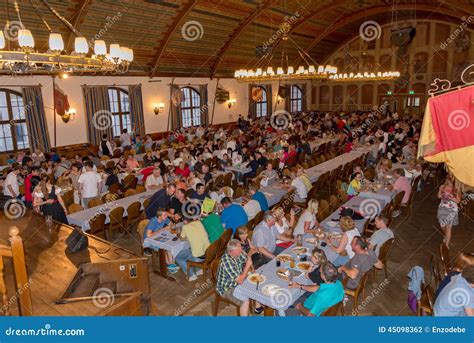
[144,209,178,273]
[175,219,210,281]
[249,184,269,212]
[220,197,248,235]
[293,200,322,236]
[235,226,256,254]
[347,172,363,197]
[326,216,360,267]
[216,239,254,316]
[435,251,474,299]
[260,163,278,184]
[126,154,140,171]
[189,183,208,201]
[145,167,165,191]
[252,212,294,260]
[242,191,261,221]
[287,262,344,317]
[390,168,411,205]
[368,215,394,257]
[175,161,191,178]
[338,236,383,290]
[434,265,474,316]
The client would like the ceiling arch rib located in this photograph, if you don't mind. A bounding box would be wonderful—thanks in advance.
[209,0,273,79]
[149,0,198,78]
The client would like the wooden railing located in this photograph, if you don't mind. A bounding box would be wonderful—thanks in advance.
[0,227,33,316]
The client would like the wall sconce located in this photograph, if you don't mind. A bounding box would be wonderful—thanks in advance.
[61,108,76,123]
[227,98,236,109]
[153,102,165,115]
[277,96,282,104]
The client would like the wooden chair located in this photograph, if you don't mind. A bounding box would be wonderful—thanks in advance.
[343,270,370,316]
[390,190,405,216]
[374,238,394,279]
[217,229,233,257]
[253,211,264,226]
[125,202,142,233]
[108,183,121,194]
[403,175,421,217]
[136,185,146,193]
[87,198,104,208]
[439,243,450,277]
[143,198,151,211]
[137,219,149,255]
[210,258,240,316]
[321,301,343,316]
[89,213,106,238]
[417,283,434,316]
[463,198,474,223]
[106,207,125,240]
[122,175,138,190]
[124,189,138,197]
[62,189,74,209]
[430,256,443,291]
[329,194,340,212]
[186,239,220,280]
[68,203,84,214]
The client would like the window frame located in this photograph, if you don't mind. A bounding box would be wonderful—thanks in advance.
[255,86,268,118]
[289,85,303,112]
[180,87,202,128]
[0,88,28,153]
[108,87,131,138]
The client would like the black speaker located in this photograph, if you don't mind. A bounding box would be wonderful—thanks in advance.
[66,229,89,253]
[278,86,286,98]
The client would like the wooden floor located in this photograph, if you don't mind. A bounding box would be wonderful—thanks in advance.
[2,178,473,316]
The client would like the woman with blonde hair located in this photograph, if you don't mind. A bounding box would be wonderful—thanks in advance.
[437,179,461,247]
[273,206,297,248]
[326,216,360,267]
[293,199,322,236]
[435,252,474,298]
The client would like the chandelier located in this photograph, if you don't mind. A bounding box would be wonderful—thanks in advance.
[329,71,401,82]
[0,1,133,75]
[234,34,338,82]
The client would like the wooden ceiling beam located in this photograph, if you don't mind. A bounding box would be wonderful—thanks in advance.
[149,0,199,78]
[209,0,273,79]
[65,0,92,52]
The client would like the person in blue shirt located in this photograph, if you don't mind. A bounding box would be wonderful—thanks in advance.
[434,265,474,316]
[249,184,269,212]
[220,197,248,234]
[287,263,344,316]
[144,209,179,273]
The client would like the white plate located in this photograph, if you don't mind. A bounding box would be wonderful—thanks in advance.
[247,273,266,285]
[262,284,283,297]
[327,221,338,227]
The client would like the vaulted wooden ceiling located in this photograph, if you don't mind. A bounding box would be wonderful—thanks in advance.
[1,0,472,78]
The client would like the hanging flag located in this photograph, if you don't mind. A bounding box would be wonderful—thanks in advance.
[251,86,263,102]
[54,84,70,116]
[418,85,474,187]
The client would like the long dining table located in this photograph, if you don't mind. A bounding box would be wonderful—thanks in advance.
[233,189,397,316]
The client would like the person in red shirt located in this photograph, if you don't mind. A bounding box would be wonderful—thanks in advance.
[175,161,190,178]
[24,166,40,209]
[344,137,354,153]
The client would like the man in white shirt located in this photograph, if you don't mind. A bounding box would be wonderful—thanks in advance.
[78,160,102,208]
[242,192,261,220]
[145,168,165,191]
[119,128,132,148]
[3,166,21,199]
[291,175,308,203]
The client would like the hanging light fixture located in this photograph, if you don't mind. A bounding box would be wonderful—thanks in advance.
[0,1,133,75]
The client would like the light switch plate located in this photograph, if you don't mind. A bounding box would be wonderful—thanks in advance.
[119,265,125,271]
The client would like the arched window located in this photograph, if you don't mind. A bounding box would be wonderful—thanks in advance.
[108,87,131,137]
[180,87,201,128]
[255,86,267,118]
[290,85,303,112]
[0,89,28,152]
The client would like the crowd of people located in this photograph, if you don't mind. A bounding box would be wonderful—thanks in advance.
[1,108,471,317]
